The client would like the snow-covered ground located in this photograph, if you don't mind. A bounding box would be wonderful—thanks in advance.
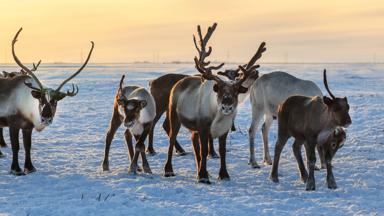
[0,63,383,216]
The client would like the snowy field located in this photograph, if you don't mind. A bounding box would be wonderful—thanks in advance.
[0,63,383,216]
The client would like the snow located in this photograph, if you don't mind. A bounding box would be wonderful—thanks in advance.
[0,63,383,216]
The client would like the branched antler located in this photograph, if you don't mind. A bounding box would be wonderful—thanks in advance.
[193,23,224,82]
[236,42,266,86]
[12,28,44,90]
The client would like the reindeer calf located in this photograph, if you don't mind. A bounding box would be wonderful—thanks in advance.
[270,70,351,190]
[292,127,346,184]
[102,75,156,174]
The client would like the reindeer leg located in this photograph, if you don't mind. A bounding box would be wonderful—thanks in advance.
[124,129,134,162]
[9,125,23,175]
[261,115,273,165]
[208,134,219,159]
[292,139,307,182]
[231,121,236,131]
[304,137,317,191]
[197,129,210,184]
[22,128,36,174]
[325,149,337,189]
[101,110,122,171]
[139,124,152,174]
[128,132,146,174]
[163,116,186,155]
[164,106,180,177]
[218,132,230,180]
[317,145,326,170]
[0,128,7,148]
[248,109,263,168]
[126,130,142,172]
[270,134,289,183]
[0,128,6,158]
[147,113,161,156]
[191,132,201,178]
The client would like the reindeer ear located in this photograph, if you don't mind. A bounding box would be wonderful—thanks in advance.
[238,86,248,94]
[117,96,125,106]
[213,84,219,92]
[2,72,10,77]
[323,96,332,106]
[343,97,348,102]
[140,100,147,108]
[31,90,42,99]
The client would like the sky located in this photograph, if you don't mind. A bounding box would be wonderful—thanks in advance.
[0,0,383,63]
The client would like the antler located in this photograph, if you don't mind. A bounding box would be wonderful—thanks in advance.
[323,69,335,99]
[119,75,125,94]
[12,28,44,90]
[236,42,266,85]
[55,41,95,92]
[193,23,224,83]
[65,84,79,97]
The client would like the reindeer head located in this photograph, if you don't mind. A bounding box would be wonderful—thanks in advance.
[324,127,346,160]
[217,69,240,81]
[193,23,265,115]
[322,70,352,128]
[116,76,147,128]
[12,28,94,127]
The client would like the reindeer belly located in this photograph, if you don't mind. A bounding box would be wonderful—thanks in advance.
[0,100,17,117]
[178,114,199,131]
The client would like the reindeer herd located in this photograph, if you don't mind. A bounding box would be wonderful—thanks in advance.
[0,23,351,191]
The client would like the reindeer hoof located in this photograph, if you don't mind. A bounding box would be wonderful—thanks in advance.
[198,178,211,184]
[328,183,337,190]
[143,166,152,174]
[164,172,175,177]
[305,180,316,191]
[10,169,25,176]
[101,163,110,172]
[128,164,139,174]
[218,176,230,181]
[270,175,279,183]
[263,159,272,165]
[208,152,219,159]
[146,148,156,156]
[327,178,337,189]
[24,166,36,174]
[314,165,321,171]
[175,150,187,156]
[249,161,261,169]
[0,151,4,158]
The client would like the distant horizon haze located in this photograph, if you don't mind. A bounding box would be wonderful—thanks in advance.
[1,0,383,64]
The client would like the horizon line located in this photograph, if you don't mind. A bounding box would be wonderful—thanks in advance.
[1,61,383,65]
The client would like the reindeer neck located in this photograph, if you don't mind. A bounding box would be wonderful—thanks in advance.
[210,110,236,138]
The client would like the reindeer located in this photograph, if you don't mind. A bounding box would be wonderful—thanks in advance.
[270,70,352,190]
[248,71,328,168]
[0,28,94,175]
[147,68,249,158]
[163,23,265,184]
[0,62,41,149]
[293,127,346,183]
[101,75,156,174]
